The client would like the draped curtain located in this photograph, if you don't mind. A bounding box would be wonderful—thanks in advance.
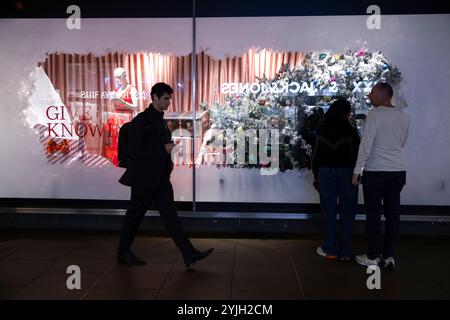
[41,48,305,161]
[196,49,305,107]
[42,48,305,113]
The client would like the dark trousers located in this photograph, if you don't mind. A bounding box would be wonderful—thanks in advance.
[362,171,406,260]
[118,179,196,259]
[318,167,358,257]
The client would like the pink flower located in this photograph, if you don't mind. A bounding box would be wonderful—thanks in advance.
[356,48,366,56]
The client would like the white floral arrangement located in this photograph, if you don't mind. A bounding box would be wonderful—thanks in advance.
[203,48,402,171]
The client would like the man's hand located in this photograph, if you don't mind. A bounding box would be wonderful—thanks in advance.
[352,174,360,186]
[312,179,320,193]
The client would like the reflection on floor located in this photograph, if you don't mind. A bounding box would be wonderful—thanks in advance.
[0,231,449,300]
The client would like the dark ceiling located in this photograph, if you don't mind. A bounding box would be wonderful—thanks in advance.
[1,0,450,18]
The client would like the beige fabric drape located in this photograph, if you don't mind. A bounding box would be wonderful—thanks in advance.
[196,49,305,106]
[41,48,305,161]
[42,52,193,114]
[42,48,305,111]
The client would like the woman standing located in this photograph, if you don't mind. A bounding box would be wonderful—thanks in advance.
[311,99,360,260]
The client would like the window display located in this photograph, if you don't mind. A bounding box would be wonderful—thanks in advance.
[1,15,449,205]
[34,48,400,173]
[200,48,401,172]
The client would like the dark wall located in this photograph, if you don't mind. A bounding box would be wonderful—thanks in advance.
[2,0,449,18]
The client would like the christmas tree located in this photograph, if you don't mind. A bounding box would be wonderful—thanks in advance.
[202,48,402,171]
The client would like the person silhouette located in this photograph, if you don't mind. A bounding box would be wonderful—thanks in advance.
[117,82,214,267]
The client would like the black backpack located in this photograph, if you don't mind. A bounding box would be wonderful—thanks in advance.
[117,113,153,168]
[117,122,131,168]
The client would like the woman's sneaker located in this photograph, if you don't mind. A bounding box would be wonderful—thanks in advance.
[355,254,380,267]
[316,246,338,260]
[382,256,396,270]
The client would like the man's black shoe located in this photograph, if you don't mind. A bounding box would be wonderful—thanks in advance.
[184,248,214,268]
[117,251,146,266]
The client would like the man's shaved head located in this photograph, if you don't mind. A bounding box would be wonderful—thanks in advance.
[368,81,394,107]
[375,82,393,98]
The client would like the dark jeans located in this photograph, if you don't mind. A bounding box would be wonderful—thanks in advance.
[118,179,196,259]
[362,171,406,260]
[318,167,358,257]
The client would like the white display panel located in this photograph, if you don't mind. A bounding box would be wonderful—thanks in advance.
[0,18,194,201]
[0,15,449,205]
[194,15,450,205]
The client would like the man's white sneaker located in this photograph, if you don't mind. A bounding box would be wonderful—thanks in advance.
[382,256,396,270]
[355,254,380,267]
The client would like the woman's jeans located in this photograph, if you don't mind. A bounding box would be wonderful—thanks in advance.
[318,167,358,257]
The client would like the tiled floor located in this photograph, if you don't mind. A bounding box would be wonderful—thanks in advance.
[0,231,449,300]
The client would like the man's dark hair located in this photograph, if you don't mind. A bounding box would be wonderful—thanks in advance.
[378,81,394,98]
[325,98,351,122]
[151,82,173,99]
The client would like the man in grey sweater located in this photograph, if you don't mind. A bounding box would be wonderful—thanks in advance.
[352,82,409,269]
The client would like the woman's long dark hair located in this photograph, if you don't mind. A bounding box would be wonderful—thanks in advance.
[324,98,351,122]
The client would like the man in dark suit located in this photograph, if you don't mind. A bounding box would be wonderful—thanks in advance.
[117,82,213,267]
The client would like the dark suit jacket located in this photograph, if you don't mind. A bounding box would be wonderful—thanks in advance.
[119,105,174,188]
